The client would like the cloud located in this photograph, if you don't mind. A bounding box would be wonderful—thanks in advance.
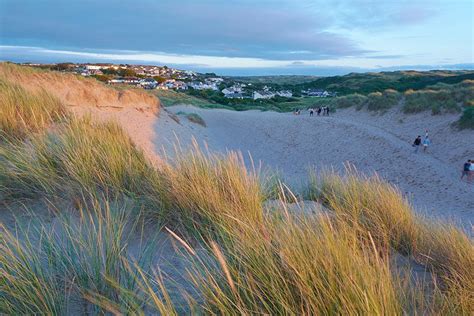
[0,0,368,60]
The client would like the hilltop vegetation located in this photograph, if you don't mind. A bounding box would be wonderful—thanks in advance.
[295,70,474,95]
[158,69,474,128]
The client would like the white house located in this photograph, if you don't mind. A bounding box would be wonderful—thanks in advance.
[253,91,275,100]
[140,78,158,89]
[225,92,244,99]
[85,65,104,71]
[303,89,330,97]
[188,81,218,91]
[277,90,293,98]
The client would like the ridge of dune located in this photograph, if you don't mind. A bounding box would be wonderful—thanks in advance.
[0,63,159,112]
[0,63,162,163]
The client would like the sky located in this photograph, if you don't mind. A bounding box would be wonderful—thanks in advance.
[0,0,473,76]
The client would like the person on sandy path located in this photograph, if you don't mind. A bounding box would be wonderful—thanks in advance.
[309,108,314,116]
[422,136,431,152]
[317,107,322,116]
[413,135,422,153]
[469,159,474,183]
[461,159,471,182]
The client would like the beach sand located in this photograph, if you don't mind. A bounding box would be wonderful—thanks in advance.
[154,105,473,233]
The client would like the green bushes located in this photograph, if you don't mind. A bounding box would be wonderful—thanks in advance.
[185,113,206,127]
[403,89,461,114]
[333,93,367,109]
[366,89,401,111]
[458,106,474,129]
[402,80,473,114]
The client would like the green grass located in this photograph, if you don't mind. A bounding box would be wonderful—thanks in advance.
[151,89,217,107]
[296,70,474,95]
[366,89,401,112]
[458,106,474,129]
[176,112,207,127]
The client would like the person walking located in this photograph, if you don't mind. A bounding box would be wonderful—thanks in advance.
[461,159,471,181]
[309,108,314,116]
[413,135,422,153]
[317,107,322,116]
[422,136,431,152]
[469,159,474,183]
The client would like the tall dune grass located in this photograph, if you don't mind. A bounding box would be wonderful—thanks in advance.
[0,79,65,139]
[186,212,403,315]
[0,117,164,207]
[161,144,264,234]
[0,195,164,314]
[366,89,401,112]
[1,71,472,314]
[313,169,474,313]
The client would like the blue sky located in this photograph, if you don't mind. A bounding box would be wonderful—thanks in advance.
[0,0,473,75]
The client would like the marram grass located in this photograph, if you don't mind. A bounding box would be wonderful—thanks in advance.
[0,79,66,139]
[1,76,473,314]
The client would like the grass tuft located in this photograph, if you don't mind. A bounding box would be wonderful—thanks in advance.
[0,79,66,139]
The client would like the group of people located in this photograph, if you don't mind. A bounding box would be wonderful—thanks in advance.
[292,106,330,116]
[308,106,330,116]
[412,133,431,153]
[412,130,472,184]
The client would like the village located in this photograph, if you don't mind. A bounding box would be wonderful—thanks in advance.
[22,62,336,100]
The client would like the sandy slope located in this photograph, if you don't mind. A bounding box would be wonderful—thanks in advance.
[154,105,473,233]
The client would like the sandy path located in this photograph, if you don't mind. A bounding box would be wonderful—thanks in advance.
[154,105,473,233]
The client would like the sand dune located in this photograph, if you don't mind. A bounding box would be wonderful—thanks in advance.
[0,63,159,112]
[154,105,473,233]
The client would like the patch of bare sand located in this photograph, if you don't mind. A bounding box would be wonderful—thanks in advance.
[154,105,473,234]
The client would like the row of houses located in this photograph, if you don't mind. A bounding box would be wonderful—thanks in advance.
[302,89,337,97]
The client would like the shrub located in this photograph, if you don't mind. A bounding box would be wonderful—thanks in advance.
[404,89,462,114]
[366,89,401,112]
[458,106,474,129]
[333,93,367,109]
[185,113,206,127]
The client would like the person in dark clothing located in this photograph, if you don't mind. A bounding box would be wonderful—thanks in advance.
[413,135,422,153]
[317,107,322,116]
[310,108,314,116]
[461,160,471,181]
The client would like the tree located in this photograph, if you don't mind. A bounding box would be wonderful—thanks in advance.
[153,76,167,84]
[118,68,137,77]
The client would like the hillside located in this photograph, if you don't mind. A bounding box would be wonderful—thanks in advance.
[296,70,474,95]
[0,63,162,162]
[0,63,159,112]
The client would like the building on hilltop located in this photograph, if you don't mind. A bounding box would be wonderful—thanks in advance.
[253,91,275,100]
[276,90,293,98]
